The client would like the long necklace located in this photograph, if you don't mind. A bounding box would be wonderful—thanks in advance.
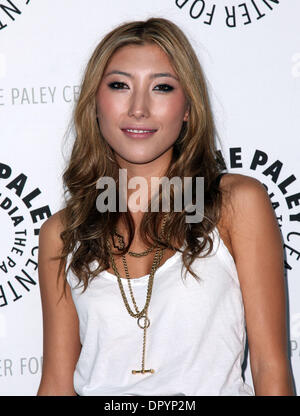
[106,214,169,375]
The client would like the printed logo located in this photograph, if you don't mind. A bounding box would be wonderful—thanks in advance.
[0,162,52,307]
[96,168,205,223]
[0,85,80,106]
[175,0,281,28]
[0,355,43,377]
[0,0,31,31]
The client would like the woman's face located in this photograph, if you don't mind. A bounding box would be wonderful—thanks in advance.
[96,43,189,169]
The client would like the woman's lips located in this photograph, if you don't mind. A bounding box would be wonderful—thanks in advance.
[121,128,157,139]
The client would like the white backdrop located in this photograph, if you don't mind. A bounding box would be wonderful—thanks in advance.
[0,0,299,396]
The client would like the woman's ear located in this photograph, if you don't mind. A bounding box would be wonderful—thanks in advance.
[183,108,189,122]
[183,101,190,122]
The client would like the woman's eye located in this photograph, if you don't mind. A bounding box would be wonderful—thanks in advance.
[154,84,174,92]
[107,82,174,92]
[108,82,129,90]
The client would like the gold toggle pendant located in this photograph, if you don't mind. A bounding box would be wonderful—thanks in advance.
[132,369,155,374]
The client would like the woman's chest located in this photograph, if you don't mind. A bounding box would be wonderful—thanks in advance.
[71,250,242,337]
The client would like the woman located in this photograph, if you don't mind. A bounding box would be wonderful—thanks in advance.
[37,18,294,396]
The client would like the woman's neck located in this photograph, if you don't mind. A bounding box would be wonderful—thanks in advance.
[115,148,173,214]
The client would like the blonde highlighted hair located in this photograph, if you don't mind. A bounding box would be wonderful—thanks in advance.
[60,17,225,292]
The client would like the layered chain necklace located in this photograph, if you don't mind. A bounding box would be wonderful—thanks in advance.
[106,214,169,375]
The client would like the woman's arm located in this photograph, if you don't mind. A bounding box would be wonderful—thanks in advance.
[223,174,295,396]
[37,211,81,396]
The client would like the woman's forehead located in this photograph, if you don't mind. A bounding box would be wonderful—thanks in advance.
[103,43,178,78]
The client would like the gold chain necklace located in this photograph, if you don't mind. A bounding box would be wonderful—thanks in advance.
[106,214,169,375]
[112,227,157,257]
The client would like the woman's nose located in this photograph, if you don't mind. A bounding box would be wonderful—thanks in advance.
[128,90,150,119]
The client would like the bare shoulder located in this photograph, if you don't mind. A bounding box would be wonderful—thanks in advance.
[220,172,266,198]
[219,172,269,222]
[39,209,67,254]
[40,208,66,236]
[218,173,275,258]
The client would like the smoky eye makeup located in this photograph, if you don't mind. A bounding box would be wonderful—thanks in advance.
[107,81,175,92]
[153,84,175,92]
[107,81,129,89]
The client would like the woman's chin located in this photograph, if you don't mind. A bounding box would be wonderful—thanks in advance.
[115,153,161,166]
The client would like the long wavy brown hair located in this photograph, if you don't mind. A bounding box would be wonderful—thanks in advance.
[60,17,226,292]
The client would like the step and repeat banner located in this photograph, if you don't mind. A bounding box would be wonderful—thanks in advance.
[0,0,299,395]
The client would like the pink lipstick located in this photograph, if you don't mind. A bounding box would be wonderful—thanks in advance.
[121,127,157,139]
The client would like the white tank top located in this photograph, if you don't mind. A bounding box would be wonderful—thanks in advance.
[66,227,254,396]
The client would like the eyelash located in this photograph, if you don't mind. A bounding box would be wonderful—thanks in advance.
[107,82,174,92]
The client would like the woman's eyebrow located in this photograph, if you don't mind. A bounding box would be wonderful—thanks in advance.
[104,70,179,81]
